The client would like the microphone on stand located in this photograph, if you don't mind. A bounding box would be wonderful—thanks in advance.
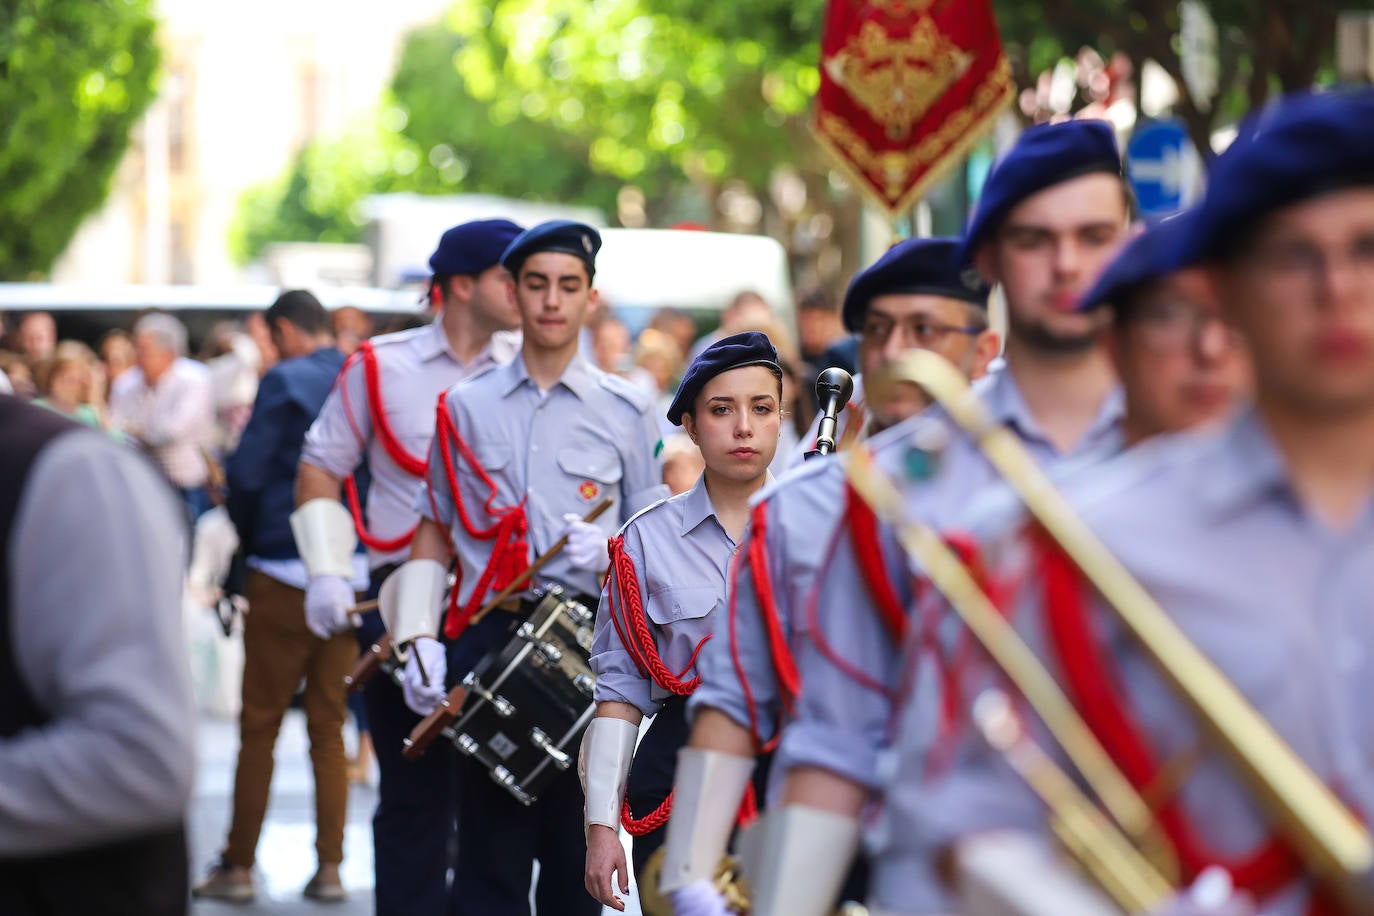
[806,367,855,460]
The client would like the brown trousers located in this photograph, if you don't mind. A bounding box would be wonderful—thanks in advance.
[223,571,357,868]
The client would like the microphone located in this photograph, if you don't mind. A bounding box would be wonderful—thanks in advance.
[808,367,855,459]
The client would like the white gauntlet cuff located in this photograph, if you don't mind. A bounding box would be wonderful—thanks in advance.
[744,804,861,916]
[659,747,755,893]
[378,559,448,646]
[289,498,357,578]
[579,717,639,834]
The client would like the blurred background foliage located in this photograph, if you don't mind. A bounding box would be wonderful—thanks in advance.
[7,0,1370,284]
[0,0,161,279]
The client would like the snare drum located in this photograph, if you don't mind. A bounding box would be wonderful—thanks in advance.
[442,584,597,805]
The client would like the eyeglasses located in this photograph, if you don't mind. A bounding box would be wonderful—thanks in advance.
[1128,301,1236,351]
[861,315,986,349]
[1242,233,1374,291]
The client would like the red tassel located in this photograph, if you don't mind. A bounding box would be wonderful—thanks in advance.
[1033,528,1303,899]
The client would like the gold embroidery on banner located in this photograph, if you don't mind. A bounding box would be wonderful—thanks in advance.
[816,56,1013,209]
[824,16,973,141]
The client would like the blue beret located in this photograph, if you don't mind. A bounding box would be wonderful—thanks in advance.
[428,218,525,276]
[666,331,781,425]
[1077,210,1200,312]
[500,220,603,274]
[960,120,1122,265]
[842,236,990,333]
[1189,88,1374,259]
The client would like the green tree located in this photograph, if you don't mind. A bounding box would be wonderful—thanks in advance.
[229,16,641,265]
[388,17,636,213]
[0,0,160,279]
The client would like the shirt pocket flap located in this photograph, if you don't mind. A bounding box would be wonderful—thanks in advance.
[557,445,623,485]
[474,443,513,471]
[646,585,719,626]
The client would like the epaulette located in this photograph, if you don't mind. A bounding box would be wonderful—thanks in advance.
[598,371,653,413]
[454,361,503,389]
[615,494,674,538]
[366,324,428,352]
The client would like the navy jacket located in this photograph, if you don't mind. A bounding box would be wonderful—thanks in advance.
[226,347,348,560]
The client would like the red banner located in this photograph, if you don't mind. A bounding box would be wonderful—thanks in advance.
[812,0,1014,217]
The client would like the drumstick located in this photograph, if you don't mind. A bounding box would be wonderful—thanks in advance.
[345,633,392,694]
[468,497,613,627]
[403,684,468,760]
[343,498,612,616]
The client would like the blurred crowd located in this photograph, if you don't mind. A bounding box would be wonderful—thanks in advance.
[0,289,854,518]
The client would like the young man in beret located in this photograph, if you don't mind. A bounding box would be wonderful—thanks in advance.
[877,88,1374,916]
[276,219,522,914]
[388,220,668,914]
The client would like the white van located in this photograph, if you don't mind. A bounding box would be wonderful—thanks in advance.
[594,228,794,336]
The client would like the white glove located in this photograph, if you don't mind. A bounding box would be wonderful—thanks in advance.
[560,513,610,571]
[402,636,448,716]
[304,575,355,639]
[669,880,732,916]
[1149,868,1254,916]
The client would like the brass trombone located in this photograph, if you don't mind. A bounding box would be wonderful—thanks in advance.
[850,350,1374,912]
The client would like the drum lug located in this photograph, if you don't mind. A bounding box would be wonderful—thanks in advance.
[492,766,534,806]
[565,600,593,626]
[455,732,479,756]
[462,672,516,718]
[574,673,595,698]
[517,621,564,665]
[529,727,572,770]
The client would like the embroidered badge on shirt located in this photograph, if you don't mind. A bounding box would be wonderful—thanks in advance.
[579,480,600,501]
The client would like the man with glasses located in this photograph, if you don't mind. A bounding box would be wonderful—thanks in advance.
[1089,211,1251,448]
[790,239,999,463]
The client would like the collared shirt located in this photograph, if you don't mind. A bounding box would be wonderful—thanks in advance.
[301,318,519,569]
[108,357,214,488]
[871,407,1374,915]
[591,474,751,718]
[416,351,668,609]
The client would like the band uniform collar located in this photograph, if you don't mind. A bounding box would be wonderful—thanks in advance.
[500,350,596,401]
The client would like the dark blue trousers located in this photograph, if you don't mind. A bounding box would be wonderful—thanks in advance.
[446,603,601,916]
[625,696,689,882]
[452,755,599,916]
[358,564,458,916]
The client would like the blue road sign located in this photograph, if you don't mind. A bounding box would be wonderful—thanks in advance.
[1127,120,1196,218]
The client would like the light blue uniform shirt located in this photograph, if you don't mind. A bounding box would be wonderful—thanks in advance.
[591,474,753,718]
[872,407,1374,914]
[706,367,1120,912]
[302,319,519,569]
[416,351,668,604]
